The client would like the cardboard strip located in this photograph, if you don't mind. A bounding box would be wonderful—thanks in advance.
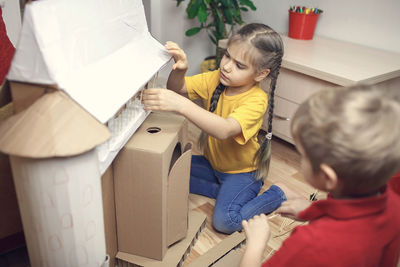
[187,232,246,267]
[116,211,206,267]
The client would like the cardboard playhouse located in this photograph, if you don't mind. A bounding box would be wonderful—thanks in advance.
[0,0,207,266]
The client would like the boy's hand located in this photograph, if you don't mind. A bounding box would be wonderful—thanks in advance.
[240,214,270,267]
[142,88,189,113]
[276,198,311,221]
[165,41,188,71]
[242,214,270,253]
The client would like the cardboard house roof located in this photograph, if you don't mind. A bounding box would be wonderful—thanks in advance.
[0,91,110,158]
[7,0,171,124]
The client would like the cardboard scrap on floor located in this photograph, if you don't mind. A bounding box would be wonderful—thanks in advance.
[187,231,246,267]
[116,210,206,267]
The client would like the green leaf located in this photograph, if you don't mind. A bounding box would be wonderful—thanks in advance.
[240,7,248,11]
[204,0,211,4]
[197,3,208,22]
[239,0,256,11]
[207,33,217,45]
[211,30,222,41]
[176,0,185,7]
[185,27,202,36]
[220,0,229,7]
[186,0,201,19]
[231,0,239,9]
[222,7,233,24]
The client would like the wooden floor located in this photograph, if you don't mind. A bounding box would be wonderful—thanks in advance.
[183,123,326,265]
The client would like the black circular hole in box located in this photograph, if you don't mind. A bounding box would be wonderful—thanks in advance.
[147,127,161,134]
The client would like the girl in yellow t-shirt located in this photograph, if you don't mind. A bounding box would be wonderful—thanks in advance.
[143,23,301,234]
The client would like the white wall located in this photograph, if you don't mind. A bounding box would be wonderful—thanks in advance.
[146,0,400,77]
[1,0,21,47]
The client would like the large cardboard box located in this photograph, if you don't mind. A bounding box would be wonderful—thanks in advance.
[114,111,192,261]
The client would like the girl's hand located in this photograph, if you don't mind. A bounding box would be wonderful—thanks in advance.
[240,214,270,267]
[142,88,188,113]
[165,41,188,71]
[276,198,311,221]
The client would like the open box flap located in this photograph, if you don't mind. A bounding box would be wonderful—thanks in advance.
[7,0,171,123]
[166,149,192,246]
[0,91,109,158]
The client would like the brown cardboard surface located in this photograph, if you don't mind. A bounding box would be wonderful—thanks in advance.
[211,249,242,267]
[167,150,191,246]
[10,81,56,113]
[187,232,245,267]
[116,210,206,267]
[0,81,13,121]
[0,81,11,107]
[101,165,118,267]
[0,91,110,158]
[114,112,191,260]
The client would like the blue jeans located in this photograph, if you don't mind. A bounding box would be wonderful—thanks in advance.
[190,155,287,234]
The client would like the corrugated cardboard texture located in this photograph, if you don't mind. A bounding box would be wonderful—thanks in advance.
[101,166,118,267]
[114,112,190,260]
[0,91,110,158]
[116,210,206,267]
[187,232,245,267]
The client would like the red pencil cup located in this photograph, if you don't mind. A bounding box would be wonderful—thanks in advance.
[288,10,320,40]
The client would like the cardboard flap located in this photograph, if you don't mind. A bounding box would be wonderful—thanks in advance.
[167,149,192,246]
[0,91,110,158]
[7,0,171,123]
[187,232,245,267]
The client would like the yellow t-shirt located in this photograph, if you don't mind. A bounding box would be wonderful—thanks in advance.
[185,70,268,173]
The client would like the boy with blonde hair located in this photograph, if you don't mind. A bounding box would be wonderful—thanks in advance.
[240,84,400,267]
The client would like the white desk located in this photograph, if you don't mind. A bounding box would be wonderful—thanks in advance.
[263,35,400,144]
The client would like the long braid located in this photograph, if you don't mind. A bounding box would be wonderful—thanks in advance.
[254,72,280,180]
[199,83,226,149]
[209,83,226,112]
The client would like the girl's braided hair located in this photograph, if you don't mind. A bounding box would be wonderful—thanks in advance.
[201,23,283,180]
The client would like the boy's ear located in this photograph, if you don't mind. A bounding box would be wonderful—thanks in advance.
[319,163,338,191]
[254,69,270,82]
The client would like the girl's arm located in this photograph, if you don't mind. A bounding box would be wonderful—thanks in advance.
[165,41,188,95]
[240,214,271,267]
[142,88,242,140]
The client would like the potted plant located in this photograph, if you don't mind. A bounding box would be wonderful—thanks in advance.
[176,0,257,69]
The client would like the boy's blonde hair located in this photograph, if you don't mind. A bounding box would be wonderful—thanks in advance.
[291,84,400,195]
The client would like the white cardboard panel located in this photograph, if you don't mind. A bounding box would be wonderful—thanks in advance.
[8,0,171,123]
[10,150,107,267]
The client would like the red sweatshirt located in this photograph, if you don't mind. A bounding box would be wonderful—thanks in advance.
[0,7,15,85]
[263,186,400,267]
